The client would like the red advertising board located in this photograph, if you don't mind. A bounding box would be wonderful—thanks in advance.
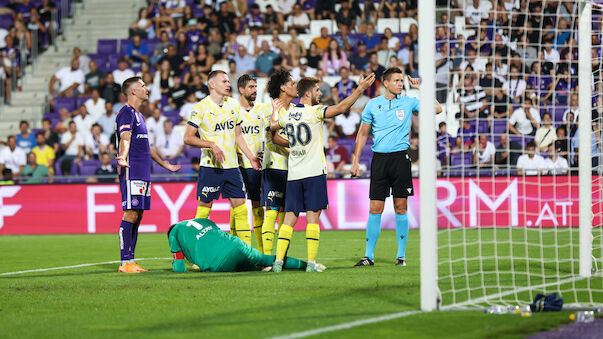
[0,177,599,235]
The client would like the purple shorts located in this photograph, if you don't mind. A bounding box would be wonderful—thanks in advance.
[120,178,151,210]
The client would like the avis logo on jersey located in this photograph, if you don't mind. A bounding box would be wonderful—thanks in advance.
[214,121,235,131]
[241,125,260,134]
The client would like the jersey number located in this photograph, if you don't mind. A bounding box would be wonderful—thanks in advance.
[284,123,312,147]
[186,220,204,230]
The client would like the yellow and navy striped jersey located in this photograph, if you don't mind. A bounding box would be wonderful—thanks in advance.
[262,105,290,171]
[237,102,269,169]
[188,96,242,169]
[278,104,327,181]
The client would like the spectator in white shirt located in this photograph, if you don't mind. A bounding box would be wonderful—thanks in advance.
[544,149,569,175]
[335,110,361,138]
[516,141,547,176]
[534,112,557,153]
[112,58,135,86]
[146,107,167,146]
[502,64,527,104]
[72,105,96,138]
[285,3,310,34]
[84,124,110,160]
[59,121,84,175]
[465,0,489,26]
[84,89,106,121]
[473,135,495,168]
[509,98,541,136]
[179,92,197,123]
[562,93,579,123]
[155,119,184,159]
[49,58,85,98]
[143,72,161,108]
[0,135,26,177]
[543,43,560,64]
[96,102,116,140]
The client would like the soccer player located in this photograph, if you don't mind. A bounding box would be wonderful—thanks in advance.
[183,70,260,246]
[115,76,180,273]
[269,73,376,272]
[231,74,268,252]
[260,70,297,255]
[351,68,442,267]
[168,218,324,272]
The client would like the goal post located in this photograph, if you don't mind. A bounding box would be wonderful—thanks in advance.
[419,0,602,311]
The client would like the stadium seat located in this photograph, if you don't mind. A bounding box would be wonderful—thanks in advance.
[80,160,101,176]
[53,97,76,113]
[119,39,130,55]
[76,96,90,108]
[0,14,12,28]
[310,20,334,37]
[376,18,400,34]
[97,39,118,55]
[492,120,508,134]
[477,120,489,134]
[399,18,418,33]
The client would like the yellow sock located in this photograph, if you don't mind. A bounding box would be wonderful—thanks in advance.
[252,207,264,253]
[195,206,211,219]
[233,204,251,245]
[306,224,320,262]
[278,211,285,228]
[229,207,237,236]
[275,224,293,261]
[262,209,278,255]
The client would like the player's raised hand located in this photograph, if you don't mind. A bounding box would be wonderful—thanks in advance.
[162,160,181,172]
[211,144,225,164]
[271,98,284,114]
[408,75,420,89]
[358,73,376,91]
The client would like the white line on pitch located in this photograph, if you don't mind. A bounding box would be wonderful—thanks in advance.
[0,257,171,276]
[269,310,423,339]
[0,258,348,276]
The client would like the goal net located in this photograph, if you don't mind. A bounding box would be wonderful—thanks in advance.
[420,0,603,310]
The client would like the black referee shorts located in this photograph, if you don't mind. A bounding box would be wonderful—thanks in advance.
[369,150,414,201]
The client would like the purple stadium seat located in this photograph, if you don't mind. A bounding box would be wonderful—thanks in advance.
[450,152,473,167]
[554,106,569,122]
[119,39,130,55]
[98,39,118,55]
[88,53,108,72]
[0,14,12,28]
[492,119,508,134]
[477,120,489,134]
[107,54,121,71]
[80,160,101,176]
[338,138,355,155]
[76,96,90,108]
[53,97,76,113]
[509,135,534,148]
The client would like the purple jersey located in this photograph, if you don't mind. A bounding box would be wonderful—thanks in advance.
[115,105,151,181]
[527,75,553,98]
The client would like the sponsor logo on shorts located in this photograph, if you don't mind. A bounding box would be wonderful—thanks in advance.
[267,190,284,201]
[201,185,220,197]
[130,180,149,196]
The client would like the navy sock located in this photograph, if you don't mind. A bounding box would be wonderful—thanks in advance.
[364,213,382,260]
[119,220,134,263]
[395,214,409,259]
[130,223,140,260]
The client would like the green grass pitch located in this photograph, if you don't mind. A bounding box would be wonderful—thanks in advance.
[0,230,594,338]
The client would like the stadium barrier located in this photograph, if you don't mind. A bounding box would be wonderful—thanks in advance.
[0,176,595,235]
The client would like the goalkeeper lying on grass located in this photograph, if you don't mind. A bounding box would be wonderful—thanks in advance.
[168,218,326,272]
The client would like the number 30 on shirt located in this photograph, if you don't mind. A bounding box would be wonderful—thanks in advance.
[284,122,312,146]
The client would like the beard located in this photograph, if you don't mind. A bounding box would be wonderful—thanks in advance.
[311,94,320,105]
[245,93,256,103]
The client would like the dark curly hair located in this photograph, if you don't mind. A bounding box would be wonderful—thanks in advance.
[267,69,291,99]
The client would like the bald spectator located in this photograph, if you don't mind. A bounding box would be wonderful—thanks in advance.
[233,45,256,74]
[21,152,50,184]
[49,58,84,98]
[255,41,277,77]
[112,58,135,86]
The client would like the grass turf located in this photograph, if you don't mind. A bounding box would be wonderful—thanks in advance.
[0,230,591,338]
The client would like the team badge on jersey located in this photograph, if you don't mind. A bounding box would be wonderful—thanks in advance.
[396,109,405,121]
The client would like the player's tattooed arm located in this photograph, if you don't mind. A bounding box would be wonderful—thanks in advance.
[325,73,376,118]
[235,125,261,170]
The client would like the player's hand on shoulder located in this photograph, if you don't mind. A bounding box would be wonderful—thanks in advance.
[408,75,420,89]
[358,73,376,91]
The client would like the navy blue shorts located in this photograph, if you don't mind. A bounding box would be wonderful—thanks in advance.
[240,167,262,202]
[196,167,246,203]
[284,174,328,213]
[120,178,151,210]
[261,168,287,208]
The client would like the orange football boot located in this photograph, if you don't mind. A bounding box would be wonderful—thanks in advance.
[131,262,148,272]
[118,263,140,273]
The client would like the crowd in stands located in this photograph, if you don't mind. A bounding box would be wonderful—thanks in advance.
[1,0,602,184]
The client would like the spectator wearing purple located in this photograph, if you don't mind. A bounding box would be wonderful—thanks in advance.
[244,4,263,31]
[436,121,452,166]
[335,67,356,101]
[299,0,316,20]
[455,120,476,152]
[526,62,554,104]
[554,65,573,104]
[322,40,349,76]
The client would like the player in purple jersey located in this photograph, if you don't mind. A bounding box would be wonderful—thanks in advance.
[115,76,180,273]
